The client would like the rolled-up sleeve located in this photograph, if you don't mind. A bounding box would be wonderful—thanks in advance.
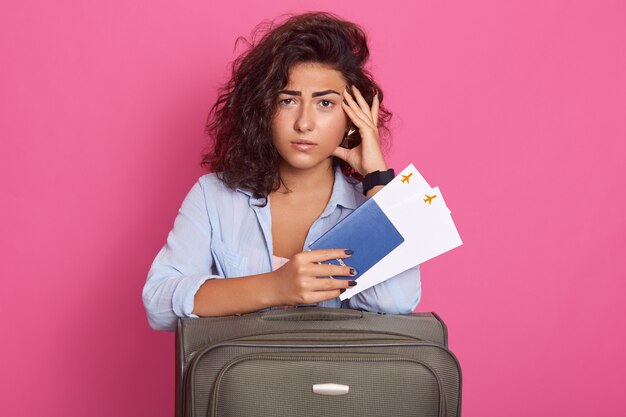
[142,179,221,331]
[346,265,422,314]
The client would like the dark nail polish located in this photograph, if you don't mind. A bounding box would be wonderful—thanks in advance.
[349,268,357,275]
[348,281,357,286]
[344,249,354,255]
[340,289,346,294]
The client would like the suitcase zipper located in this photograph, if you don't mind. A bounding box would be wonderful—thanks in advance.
[231,331,420,343]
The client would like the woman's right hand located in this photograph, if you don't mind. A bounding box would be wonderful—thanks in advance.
[269,249,357,306]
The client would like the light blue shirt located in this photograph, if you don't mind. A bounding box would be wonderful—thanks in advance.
[143,166,422,331]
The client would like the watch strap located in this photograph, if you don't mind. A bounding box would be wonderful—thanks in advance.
[362,168,395,195]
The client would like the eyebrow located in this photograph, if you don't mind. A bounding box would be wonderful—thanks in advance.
[277,89,341,97]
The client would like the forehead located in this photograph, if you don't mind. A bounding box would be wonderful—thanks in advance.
[284,62,347,89]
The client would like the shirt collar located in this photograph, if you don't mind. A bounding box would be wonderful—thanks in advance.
[322,164,361,214]
[237,165,362,211]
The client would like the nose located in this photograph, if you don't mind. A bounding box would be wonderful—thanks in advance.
[294,102,314,133]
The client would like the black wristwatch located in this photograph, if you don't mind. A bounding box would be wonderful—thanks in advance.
[362,168,395,195]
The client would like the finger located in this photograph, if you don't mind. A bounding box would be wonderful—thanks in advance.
[350,85,374,117]
[332,146,350,162]
[311,263,356,278]
[300,288,346,304]
[371,92,380,127]
[342,100,374,130]
[343,89,375,126]
[343,93,374,127]
[312,277,357,292]
[304,248,354,263]
[342,101,380,150]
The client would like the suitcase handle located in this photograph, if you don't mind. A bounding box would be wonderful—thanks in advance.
[261,307,363,321]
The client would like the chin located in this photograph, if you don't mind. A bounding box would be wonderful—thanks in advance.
[281,155,333,171]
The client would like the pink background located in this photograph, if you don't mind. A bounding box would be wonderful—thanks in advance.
[1,1,625,416]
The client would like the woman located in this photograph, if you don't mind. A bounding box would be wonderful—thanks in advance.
[143,11,422,331]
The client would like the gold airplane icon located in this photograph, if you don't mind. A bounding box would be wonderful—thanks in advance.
[423,194,437,205]
[401,173,413,184]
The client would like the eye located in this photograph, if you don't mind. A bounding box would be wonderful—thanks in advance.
[319,99,335,108]
[278,98,296,105]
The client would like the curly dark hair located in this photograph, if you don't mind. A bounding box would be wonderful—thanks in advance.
[201,11,393,201]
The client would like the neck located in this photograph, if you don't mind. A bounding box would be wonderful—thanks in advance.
[276,160,335,194]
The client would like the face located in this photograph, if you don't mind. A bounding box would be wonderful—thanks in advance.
[271,62,349,173]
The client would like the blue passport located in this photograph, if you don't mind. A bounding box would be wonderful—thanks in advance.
[309,198,404,280]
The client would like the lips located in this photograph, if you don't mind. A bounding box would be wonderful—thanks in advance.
[292,139,317,145]
[291,139,317,151]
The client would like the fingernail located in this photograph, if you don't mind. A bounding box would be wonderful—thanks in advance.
[348,281,357,286]
[344,249,353,255]
[349,268,357,275]
[340,289,346,294]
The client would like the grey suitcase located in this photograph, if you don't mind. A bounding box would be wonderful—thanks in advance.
[175,307,462,417]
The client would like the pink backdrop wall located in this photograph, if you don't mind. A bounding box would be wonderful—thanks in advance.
[2,1,624,415]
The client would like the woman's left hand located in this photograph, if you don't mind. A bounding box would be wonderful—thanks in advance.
[332,85,388,176]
